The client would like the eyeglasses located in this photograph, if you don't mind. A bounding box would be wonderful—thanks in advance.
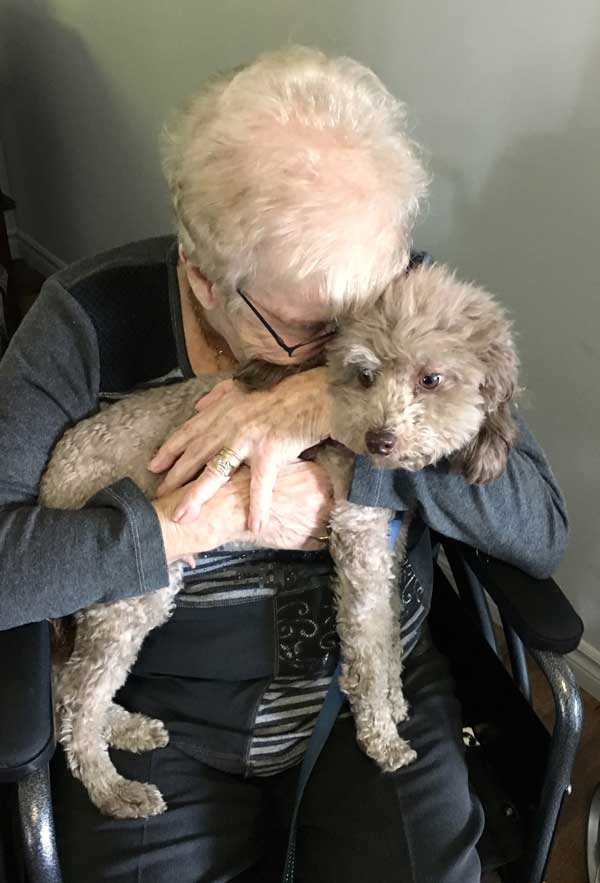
[236,287,337,358]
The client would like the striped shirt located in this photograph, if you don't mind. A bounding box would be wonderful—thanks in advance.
[180,547,425,776]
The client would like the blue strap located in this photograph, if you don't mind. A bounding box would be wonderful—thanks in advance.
[282,516,402,882]
[389,517,402,549]
[282,660,345,883]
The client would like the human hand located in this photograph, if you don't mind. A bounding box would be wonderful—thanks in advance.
[153,460,333,563]
[148,367,331,533]
[152,468,252,563]
[254,460,333,552]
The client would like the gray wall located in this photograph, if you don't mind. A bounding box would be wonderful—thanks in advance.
[1,1,598,658]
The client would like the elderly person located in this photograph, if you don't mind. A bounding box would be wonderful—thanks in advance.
[0,47,567,883]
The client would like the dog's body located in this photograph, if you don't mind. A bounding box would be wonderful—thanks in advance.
[42,263,519,818]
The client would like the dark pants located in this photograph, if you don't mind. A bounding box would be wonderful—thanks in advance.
[52,628,484,882]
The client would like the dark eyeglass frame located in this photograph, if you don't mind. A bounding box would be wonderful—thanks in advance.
[236,287,338,357]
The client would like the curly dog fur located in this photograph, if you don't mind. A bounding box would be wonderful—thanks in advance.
[41,263,519,817]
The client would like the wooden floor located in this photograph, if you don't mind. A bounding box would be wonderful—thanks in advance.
[4,260,599,882]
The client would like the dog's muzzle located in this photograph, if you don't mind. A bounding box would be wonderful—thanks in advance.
[365,429,397,456]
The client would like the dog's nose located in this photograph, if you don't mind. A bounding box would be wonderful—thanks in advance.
[365,430,397,456]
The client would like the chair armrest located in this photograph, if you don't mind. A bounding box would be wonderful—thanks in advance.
[0,621,56,782]
[440,538,584,655]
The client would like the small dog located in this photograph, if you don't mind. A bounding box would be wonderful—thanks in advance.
[41,263,519,818]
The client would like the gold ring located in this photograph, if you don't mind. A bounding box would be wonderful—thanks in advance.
[206,447,244,480]
[311,525,332,543]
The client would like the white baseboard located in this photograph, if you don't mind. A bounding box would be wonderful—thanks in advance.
[10,229,65,276]
[568,640,600,701]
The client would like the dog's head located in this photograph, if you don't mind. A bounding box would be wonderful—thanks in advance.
[326,263,519,484]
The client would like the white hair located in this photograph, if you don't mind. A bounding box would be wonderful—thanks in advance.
[161,46,429,313]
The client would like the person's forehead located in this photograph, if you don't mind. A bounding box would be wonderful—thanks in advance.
[248,284,334,324]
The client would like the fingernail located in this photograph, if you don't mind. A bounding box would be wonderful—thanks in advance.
[149,457,161,471]
[174,507,187,522]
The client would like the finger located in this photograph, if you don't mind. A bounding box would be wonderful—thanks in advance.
[155,439,221,496]
[303,537,328,551]
[194,380,236,412]
[312,523,332,544]
[174,469,232,523]
[148,420,199,473]
[175,437,250,520]
[248,457,280,535]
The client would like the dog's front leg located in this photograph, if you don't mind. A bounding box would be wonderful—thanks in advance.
[328,500,416,772]
[387,514,412,725]
[387,580,410,725]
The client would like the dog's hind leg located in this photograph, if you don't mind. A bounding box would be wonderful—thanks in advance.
[56,584,178,818]
[104,703,169,753]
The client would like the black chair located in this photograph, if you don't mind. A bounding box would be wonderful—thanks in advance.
[0,534,584,883]
[429,537,584,882]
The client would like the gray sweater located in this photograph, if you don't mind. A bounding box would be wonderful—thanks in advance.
[0,236,568,635]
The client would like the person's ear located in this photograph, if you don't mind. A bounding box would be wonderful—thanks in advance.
[179,245,217,310]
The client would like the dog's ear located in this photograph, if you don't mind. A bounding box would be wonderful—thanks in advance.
[234,352,325,391]
[453,316,520,485]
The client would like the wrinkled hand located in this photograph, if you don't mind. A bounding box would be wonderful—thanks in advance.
[149,367,331,532]
[257,460,333,551]
[153,461,333,563]
[152,473,250,565]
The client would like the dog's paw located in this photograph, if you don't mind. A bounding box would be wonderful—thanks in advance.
[357,728,417,773]
[376,737,417,773]
[94,780,167,819]
[107,711,169,753]
[389,692,410,725]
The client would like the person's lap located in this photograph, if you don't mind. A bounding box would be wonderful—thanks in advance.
[52,628,484,883]
[289,629,485,882]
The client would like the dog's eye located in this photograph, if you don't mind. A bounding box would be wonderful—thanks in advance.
[419,373,442,390]
[357,369,376,389]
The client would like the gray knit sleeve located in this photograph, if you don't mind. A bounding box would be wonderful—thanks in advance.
[0,278,169,630]
[348,414,568,579]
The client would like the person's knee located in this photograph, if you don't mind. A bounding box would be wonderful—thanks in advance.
[418,796,484,883]
[295,707,485,883]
